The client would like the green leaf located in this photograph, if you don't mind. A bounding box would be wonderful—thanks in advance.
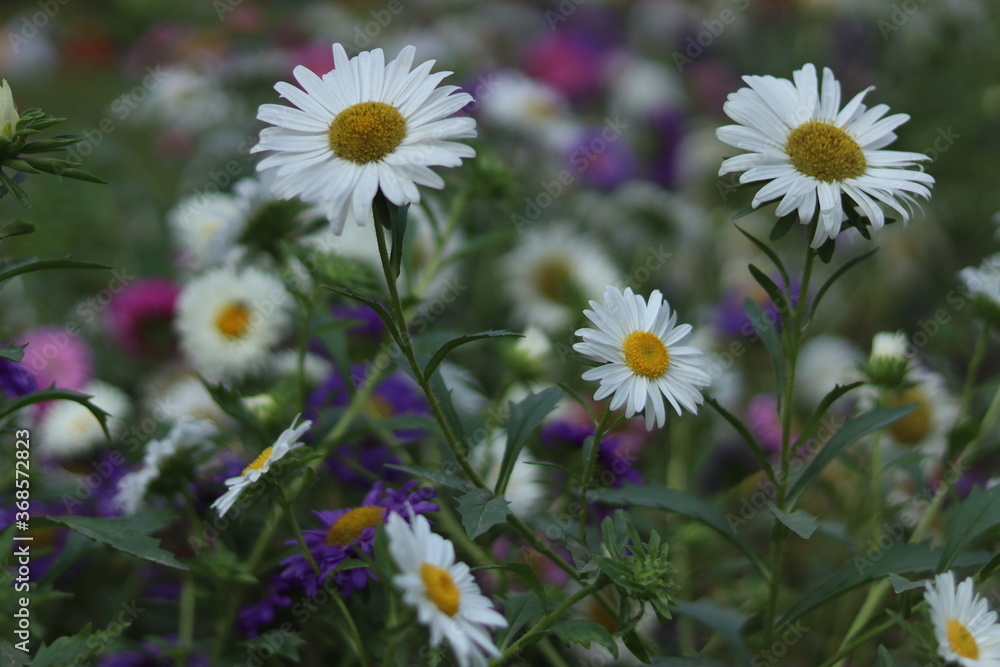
[747,264,790,329]
[647,659,731,666]
[322,285,403,352]
[0,256,111,283]
[457,488,510,539]
[592,484,769,577]
[730,205,756,221]
[498,591,545,648]
[674,599,752,667]
[242,630,304,661]
[52,166,108,184]
[770,505,819,539]
[938,484,1000,571]
[423,329,521,380]
[0,343,26,362]
[389,202,409,279]
[549,620,619,660]
[495,387,562,496]
[387,463,473,492]
[503,562,548,607]
[31,625,102,667]
[734,224,789,287]
[0,642,31,666]
[816,237,836,263]
[887,572,925,593]
[0,387,111,440]
[978,551,1000,580]
[769,212,797,241]
[704,396,776,485]
[621,628,652,663]
[807,248,877,324]
[428,368,468,445]
[877,645,895,666]
[41,515,187,570]
[202,381,268,443]
[0,168,30,207]
[19,135,84,153]
[743,296,785,401]
[788,403,916,504]
[791,381,864,455]
[0,219,34,241]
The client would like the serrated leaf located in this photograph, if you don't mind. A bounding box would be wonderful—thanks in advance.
[592,484,768,577]
[41,515,187,570]
[457,488,510,539]
[938,484,1000,571]
[31,625,101,667]
[387,464,473,492]
[0,256,111,283]
[0,219,34,241]
[498,591,545,648]
[423,329,521,380]
[496,387,562,496]
[0,343,26,362]
[0,642,31,666]
[242,630,304,661]
[549,620,619,659]
[504,562,548,607]
[788,404,916,503]
[743,297,785,400]
[674,600,752,667]
[770,505,819,539]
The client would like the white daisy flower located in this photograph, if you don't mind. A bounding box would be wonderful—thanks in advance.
[959,253,1000,311]
[573,286,711,430]
[501,223,620,334]
[115,419,218,516]
[717,63,934,248]
[142,367,230,426]
[137,67,235,133]
[924,571,1000,666]
[168,192,246,271]
[37,380,130,458]
[794,334,864,407]
[476,70,579,151]
[252,44,476,234]
[386,512,507,667]
[0,79,18,139]
[883,366,959,464]
[210,415,311,518]
[175,266,292,381]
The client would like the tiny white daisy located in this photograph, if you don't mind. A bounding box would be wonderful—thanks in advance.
[871,330,910,364]
[210,415,311,518]
[717,63,934,248]
[386,512,508,667]
[959,253,1000,314]
[574,286,711,430]
[501,223,620,334]
[168,192,246,272]
[924,571,1000,666]
[175,266,292,381]
[252,44,476,234]
[37,380,130,458]
[115,419,218,516]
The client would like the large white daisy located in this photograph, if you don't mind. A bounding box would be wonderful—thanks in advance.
[574,286,711,430]
[210,415,311,518]
[252,43,476,234]
[37,380,130,458]
[175,266,292,381]
[386,512,507,667]
[717,63,934,248]
[924,571,1000,666]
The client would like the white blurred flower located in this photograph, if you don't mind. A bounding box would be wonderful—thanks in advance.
[37,381,130,458]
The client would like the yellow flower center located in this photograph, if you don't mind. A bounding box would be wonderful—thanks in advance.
[947,618,979,659]
[215,302,252,340]
[785,120,867,182]
[885,386,932,445]
[533,256,573,302]
[325,506,386,547]
[327,101,407,164]
[420,562,461,617]
[623,331,670,378]
[242,446,273,476]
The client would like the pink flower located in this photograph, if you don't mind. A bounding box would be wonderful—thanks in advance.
[18,326,93,392]
[107,278,181,357]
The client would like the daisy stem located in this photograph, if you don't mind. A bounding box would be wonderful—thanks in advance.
[817,616,899,667]
[283,495,321,576]
[958,323,990,422]
[372,200,585,586]
[763,232,816,648]
[493,577,607,664]
[328,584,369,667]
[579,410,613,541]
[178,573,195,663]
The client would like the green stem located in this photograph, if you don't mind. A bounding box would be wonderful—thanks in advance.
[284,496,321,576]
[178,573,195,665]
[818,616,899,667]
[494,579,606,664]
[329,587,369,667]
[579,410,613,541]
[958,324,990,422]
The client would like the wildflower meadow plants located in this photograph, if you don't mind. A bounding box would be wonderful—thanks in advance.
[1,5,1000,667]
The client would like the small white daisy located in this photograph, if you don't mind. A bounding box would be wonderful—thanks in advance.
[115,419,218,516]
[137,67,235,133]
[959,253,1000,314]
[717,63,934,248]
[168,192,246,272]
[37,380,130,458]
[883,366,959,464]
[794,334,864,407]
[210,415,311,518]
[924,571,1000,666]
[252,43,476,234]
[865,330,911,387]
[386,512,508,667]
[476,70,579,151]
[142,367,230,426]
[573,286,711,430]
[501,223,620,334]
[175,266,292,381]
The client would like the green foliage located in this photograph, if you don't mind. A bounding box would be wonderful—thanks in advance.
[457,487,510,539]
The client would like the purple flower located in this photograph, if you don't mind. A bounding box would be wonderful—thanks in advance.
[714,275,801,339]
[645,107,685,188]
[0,346,35,398]
[99,640,209,667]
[745,395,785,457]
[107,278,180,358]
[331,302,385,341]
[279,482,437,598]
[568,125,637,190]
[237,575,294,639]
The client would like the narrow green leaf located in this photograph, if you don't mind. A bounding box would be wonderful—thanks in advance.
[19,135,84,153]
[387,463,472,492]
[791,381,865,455]
[743,296,785,399]
[503,562,548,607]
[788,403,916,504]
[0,169,30,207]
[40,515,187,569]
[769,212,797,241]
[0,257,111,283]
[498,591,545,648]
[734,223,789,286]
[674,599,752,667]
[747,264,790,328]
[0,219,34,241]
[53,166,108,184]
[770,505,819,539]
[495,387,563,496]
[938,484,1000,571]
[592,484,769,577]
[2,158,41,174]
[807,248,877,324]
[322,285,403,352]
[549,620,619,660]
[457,488,510,539]
[816,237,836,263]
[704,396,776,485]
[0,387,111,441]
[877,645,895,666]
[621,628,652,663]
[978,551,1000,580]
[0,343,26,362]
[423,329,521,380]
[730,205,756,221]
[389,202,409,279]
[428,368,468,445]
